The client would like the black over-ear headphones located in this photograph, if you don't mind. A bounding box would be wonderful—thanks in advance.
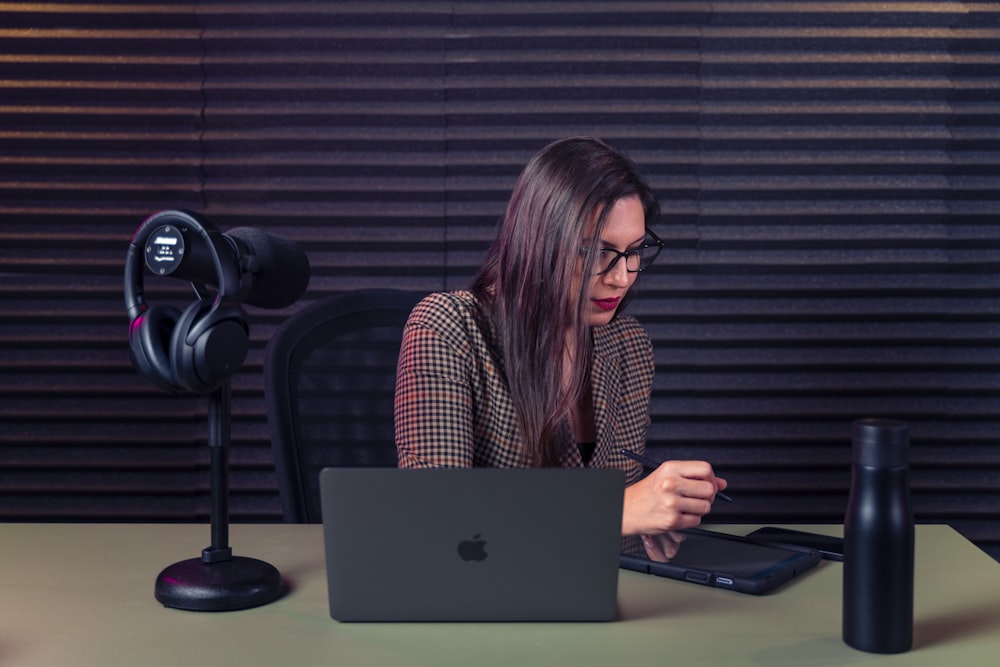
[125,210,249,394]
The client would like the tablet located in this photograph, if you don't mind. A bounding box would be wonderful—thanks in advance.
[620,528,822,595]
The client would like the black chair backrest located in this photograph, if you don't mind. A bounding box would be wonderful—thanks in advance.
[264,289,424,522]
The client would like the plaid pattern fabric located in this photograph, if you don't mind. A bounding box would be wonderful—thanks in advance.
[395,290,651,484]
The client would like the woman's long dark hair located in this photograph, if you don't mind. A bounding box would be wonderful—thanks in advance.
[470,137,659,466]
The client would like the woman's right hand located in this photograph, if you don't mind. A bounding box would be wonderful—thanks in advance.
[621,459,727,537]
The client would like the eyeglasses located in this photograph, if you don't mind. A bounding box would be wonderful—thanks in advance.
[590,228,664,276]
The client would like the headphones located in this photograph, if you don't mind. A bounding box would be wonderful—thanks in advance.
[125,210,249,394]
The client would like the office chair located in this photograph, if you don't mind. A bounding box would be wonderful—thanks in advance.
[264,288,424,523]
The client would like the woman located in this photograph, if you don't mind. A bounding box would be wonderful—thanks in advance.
[394,137,726,560]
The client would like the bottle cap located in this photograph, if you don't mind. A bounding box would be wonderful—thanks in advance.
[852,418,910,468]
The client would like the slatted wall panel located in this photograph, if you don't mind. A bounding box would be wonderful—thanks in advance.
[0,2,997,559]
[0,2,211,520]
[639,4,1000,565]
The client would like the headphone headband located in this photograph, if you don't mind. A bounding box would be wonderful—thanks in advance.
[124,210,242,322]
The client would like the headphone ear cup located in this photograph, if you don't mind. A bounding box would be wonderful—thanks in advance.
[129,305,183,393]
[170,300,249,393]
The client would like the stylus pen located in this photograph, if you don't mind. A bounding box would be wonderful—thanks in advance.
[620,449,734,503]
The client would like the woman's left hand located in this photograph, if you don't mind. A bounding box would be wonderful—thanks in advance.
[640,531,687,562]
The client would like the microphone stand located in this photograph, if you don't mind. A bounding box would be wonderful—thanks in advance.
[154,380,283,611]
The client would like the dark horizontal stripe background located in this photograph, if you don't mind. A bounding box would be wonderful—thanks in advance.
[0,2,997,560]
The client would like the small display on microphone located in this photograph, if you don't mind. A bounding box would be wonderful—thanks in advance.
[145,225,185,275]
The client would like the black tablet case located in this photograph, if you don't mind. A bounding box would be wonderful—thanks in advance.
[620,527,822,595]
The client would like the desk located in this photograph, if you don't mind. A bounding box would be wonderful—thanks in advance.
[0,524,997,666]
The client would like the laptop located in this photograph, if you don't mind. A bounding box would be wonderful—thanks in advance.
[319,467,625,622]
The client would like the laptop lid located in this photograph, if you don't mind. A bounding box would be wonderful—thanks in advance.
[320,467,625,622]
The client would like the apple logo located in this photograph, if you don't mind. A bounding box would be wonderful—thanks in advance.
[457,533,488,561]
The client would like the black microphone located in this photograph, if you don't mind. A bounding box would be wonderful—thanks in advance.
[143,223,310,309]
[227,227,311,309]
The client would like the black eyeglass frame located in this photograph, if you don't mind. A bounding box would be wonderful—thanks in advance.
[591,227,665,276]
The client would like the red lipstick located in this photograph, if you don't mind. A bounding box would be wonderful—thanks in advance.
[593,297,621,311]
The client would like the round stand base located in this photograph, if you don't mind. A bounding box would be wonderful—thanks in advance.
[154,556,283,611]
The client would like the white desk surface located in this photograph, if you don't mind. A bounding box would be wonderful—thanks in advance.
[1,523,997,666]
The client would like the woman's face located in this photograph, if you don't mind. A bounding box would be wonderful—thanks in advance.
[582,194,646,327]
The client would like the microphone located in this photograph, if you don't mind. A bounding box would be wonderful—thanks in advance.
[227,227,311,309]
[143,222,310,309]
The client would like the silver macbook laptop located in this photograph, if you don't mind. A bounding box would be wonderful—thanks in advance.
[319,467,625,622]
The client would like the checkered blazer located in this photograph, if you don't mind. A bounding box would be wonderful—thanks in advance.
[394,290,651,484]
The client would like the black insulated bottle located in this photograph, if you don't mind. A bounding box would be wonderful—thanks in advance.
[842,418,914,653]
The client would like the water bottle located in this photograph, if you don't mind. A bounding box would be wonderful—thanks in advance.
[842,418,914,653]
